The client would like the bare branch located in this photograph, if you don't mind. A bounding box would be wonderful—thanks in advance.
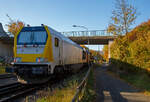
[107,0,138,35]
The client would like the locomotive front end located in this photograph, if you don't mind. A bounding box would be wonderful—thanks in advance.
[6,25,53,84]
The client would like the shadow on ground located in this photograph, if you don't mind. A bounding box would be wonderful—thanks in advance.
[94,62,150,102]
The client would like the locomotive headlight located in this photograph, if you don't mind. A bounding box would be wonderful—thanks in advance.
[36,58,48,63]
[14,57,22,62]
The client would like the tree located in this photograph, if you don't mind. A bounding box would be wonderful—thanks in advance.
[111,19,150,72]
[103,45,109,62]
[6,14,25,35]
[107,0,138,35]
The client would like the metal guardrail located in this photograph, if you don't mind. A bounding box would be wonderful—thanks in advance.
[72,65,92,102]
[61,30,113,37]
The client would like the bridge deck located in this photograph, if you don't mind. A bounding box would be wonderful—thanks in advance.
[61,30,113,37]
[69,36,116,45]
[61,30,116,44]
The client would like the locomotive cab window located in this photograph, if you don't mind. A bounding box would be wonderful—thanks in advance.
[55,37,59,47]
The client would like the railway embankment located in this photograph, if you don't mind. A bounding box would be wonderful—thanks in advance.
[80,64,96,102]
[37,65,96,102]
[37,70,85,102]
[0,66,5,74]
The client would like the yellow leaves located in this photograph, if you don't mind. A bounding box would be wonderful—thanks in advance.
[109,0,138,35]
[89,49,103,62]
[5,14,25,35]
[111,19,150,69]
[147,31,150,44]
[146,68,150,73]
[127,31,137,41]
[107,24,116,33]
[103,45,109,62]
[7,20,24,35]
[144,91,150,96]
[112,17,119,24]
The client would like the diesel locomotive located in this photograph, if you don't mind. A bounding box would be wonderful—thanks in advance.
[6,25,89,84]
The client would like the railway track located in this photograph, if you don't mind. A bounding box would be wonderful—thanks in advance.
[0,75,67,102]
[0,82,37,102]
[0,83,21,92]
[0,66,88,102]
[0,74,16,79]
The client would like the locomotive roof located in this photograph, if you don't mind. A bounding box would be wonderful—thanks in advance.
[21,26,83,49]
[47,26,83,49]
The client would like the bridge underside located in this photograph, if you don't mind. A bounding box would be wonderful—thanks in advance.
[69,36,115,45]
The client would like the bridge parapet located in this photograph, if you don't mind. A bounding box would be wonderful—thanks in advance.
[61,30,113,37]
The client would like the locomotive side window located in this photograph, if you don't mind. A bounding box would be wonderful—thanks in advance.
[55,37,59,47]
[82,51,86,60]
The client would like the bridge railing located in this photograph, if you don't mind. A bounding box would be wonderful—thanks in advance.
[61,30,113,37]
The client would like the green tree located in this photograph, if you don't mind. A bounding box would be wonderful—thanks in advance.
[107,0,138,35]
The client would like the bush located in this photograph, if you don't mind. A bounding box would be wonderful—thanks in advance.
[110,20,150,74]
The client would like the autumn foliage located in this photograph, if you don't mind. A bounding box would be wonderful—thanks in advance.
[7,20,24,35]
[103,45,109,62]
[108,0,138,35]
[110,20,150,73]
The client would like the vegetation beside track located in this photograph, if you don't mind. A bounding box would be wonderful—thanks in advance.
[120,71,150,95]
[110,20,150,72]
[108,65,150,95]
[37,68,87,102]
[79,65,96,102]
[0,66,6,74]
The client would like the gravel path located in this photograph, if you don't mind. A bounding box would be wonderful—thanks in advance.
[94,64,150,102]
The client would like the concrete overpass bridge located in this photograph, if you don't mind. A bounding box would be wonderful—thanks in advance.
[61,30,116,44]
[61,30,117,58]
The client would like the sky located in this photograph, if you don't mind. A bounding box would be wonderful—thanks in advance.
[0,0,150,50]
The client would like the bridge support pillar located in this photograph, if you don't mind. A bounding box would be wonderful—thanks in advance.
[108,40,114,62]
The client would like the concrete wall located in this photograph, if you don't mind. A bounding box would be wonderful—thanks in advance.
[108,40,114,59]
[0,42,13,57]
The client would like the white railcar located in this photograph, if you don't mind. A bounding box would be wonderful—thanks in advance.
[6,25,87,84]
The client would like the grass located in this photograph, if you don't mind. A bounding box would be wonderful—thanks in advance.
[109,62,150,96]
[0,66,6,74]
[80,65,96,102]
[37,69,87,102]
[120,72,150,95]
[37,84,76,102]
[109,64,150,96]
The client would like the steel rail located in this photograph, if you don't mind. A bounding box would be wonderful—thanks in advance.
[0,74,16,79]
[0,85,36,102]
[0,82,19,89]
[0,83,22,96]
[0,66,89,102]
[0,73,69,102]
